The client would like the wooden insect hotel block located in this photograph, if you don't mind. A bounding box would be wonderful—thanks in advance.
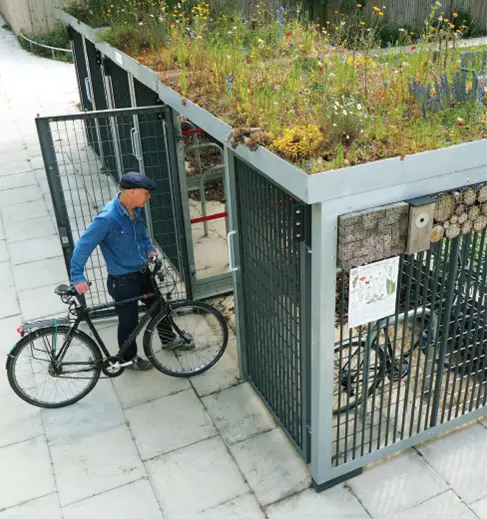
[338,202,409,269]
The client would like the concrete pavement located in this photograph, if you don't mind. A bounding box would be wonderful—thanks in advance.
[2,16,487,519]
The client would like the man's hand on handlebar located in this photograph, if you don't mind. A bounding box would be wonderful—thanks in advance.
[74,281,90,295]
[148,251,159,262]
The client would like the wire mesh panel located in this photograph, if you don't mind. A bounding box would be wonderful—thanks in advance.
[36,107,190,316]
[234,157,310,457]
[133,80,188,278]
[333,230,487,469]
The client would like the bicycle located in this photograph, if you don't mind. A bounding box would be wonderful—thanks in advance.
[333,239,487,416]
[6,259,228,409]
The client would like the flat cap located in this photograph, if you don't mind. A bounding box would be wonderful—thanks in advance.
[120,172,158,192]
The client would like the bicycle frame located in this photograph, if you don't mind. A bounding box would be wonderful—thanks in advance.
[53,267,180,367]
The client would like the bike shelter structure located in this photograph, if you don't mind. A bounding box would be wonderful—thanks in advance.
[37,24,233,315]
[55,10,487,490]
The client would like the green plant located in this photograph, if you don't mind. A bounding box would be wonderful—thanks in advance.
[18,22,72,62]
[1,22,13,32]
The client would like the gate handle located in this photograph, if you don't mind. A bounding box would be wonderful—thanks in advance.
[130,127,142,161]
[227,231,239,272]
[84,77,93,104]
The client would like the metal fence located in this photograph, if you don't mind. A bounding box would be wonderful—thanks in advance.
[333,230,487,469]
[36,106,190,317]
[233,157,311,459]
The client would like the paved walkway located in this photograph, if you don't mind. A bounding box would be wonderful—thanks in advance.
[3,17,487,519]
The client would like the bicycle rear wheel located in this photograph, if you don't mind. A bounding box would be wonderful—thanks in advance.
[333,338,385,415]
[144,301,228,377]
[6,326,102,408]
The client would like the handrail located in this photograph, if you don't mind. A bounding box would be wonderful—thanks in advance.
[19,31,72,57]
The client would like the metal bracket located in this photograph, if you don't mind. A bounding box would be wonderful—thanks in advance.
[95,50,102,65]
[293,205,305,241]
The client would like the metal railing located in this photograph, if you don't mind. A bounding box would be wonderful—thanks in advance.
[19,31,72,58]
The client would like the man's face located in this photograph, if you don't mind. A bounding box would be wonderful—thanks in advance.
[131,188,151,207]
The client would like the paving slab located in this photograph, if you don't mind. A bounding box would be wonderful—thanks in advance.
[195,493,266,519]
[61,479,162,519]
[0,185,42,207]
[17,283,67,320]
[230,428,311,507]
[391,489,477,519]
[0,239,9,262]
[0,436,56,510]
[4,214,55,242]
[112,362,190,410]
[42,380,125,446]
[417,423,487,504]
[7,234,63,265]
[126,389,216,460]
[146,436,248,518]
[0,171,37,191]
[266,485,370,519]
[0,287,20,319]
[202,382,276,445]
[0,260,14,287]
[50,424,146,506]
[1,199,49,223]
[191,347,241,397]
[0,493,63,518]
[0,393,43,448]
[12,256,67,291]
[348,449,449,518]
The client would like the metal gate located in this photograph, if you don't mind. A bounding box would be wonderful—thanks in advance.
[35,106,191,316]
[231,157,311,460]
[333,230,487,472]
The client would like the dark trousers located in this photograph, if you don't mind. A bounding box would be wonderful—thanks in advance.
[107,270,174,361]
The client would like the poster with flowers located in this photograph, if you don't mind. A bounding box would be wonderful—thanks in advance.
[348,257,400,328]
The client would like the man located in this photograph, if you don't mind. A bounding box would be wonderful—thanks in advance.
[70,171,177,371]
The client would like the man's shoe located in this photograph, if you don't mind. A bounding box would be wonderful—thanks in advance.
[126,355,153,371]
[161,336,195,351]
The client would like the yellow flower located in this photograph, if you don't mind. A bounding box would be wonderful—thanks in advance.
[444,18,449,23]
[450,24,455,29]
[373,6,381,11]
[453,12,458,17]
[357,3,362,6]
[379,11,384,16]
[360,21,366,24]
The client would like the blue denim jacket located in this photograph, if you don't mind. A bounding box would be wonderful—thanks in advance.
[70,195,155,284]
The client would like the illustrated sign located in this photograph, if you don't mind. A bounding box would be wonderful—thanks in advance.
[348,257,400,328]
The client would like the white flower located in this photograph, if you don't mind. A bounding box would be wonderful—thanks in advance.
[334,100,340,106]
[343,110,348,116]
[346,135,350,139]
[273,101,279,105]
[233,26,237,30]
[333,123,337,127]
[227,55,232,60]
[399,28,405,32]
[258,38,264,43]
[258,43,264,49]
[357,103,362,110]
[329,72,336,77]
[139,22,143,25]
[228,31,233,34]
[150,14,154,18]
[458,117,463,122]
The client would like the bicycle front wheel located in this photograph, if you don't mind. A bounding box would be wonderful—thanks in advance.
[7,326,102,408]
[144,301,228,377]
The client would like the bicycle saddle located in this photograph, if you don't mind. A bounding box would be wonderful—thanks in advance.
[55,284,77,296]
